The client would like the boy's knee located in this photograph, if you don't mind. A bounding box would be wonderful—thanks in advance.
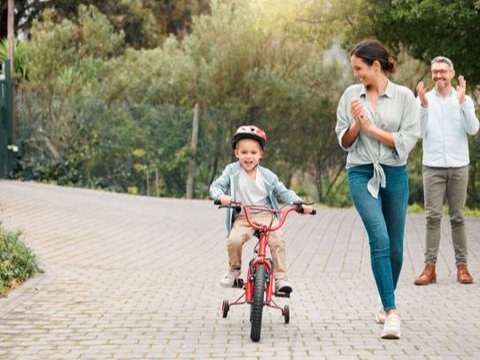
[227,233,249,248]
[268,237,286,250]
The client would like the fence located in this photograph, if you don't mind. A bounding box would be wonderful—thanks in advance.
[0,59,17,178]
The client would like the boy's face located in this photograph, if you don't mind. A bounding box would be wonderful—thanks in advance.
[234,138,263,173]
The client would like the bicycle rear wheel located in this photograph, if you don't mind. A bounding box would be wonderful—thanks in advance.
[250,264,266,342]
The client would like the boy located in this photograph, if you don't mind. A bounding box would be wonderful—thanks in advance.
[210,125,313,294]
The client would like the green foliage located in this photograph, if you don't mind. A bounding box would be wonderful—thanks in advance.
[406,142,424,205]
[17,94,196,197]
[16,1,349,202]
[13,0,480,210]
[342,0,480,86]
[466,129,480,208]
[407,203,424,214]
[25,5,123,96]
[407,203,480,217]
[5,0,210,49]
[100,39,197,105]
[0,39,28,81]
[0,227,42,297]
[180,1,347,202]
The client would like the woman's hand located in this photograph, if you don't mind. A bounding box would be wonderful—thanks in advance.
[351,98,372,133]
[350,98,395,147]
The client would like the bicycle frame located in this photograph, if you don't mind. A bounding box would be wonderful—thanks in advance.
[218,200,315,341]
[243,205,299,304]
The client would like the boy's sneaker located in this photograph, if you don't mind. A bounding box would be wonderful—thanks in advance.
[381,313,401,339]
[275,279,293,293]
[220,269,241,288]
[375,297,386,324]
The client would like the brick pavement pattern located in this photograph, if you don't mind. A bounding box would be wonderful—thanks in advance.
[0,180,479,359]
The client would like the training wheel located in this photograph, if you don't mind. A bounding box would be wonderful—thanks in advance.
[222,299,230,318]
[283,304,290,324]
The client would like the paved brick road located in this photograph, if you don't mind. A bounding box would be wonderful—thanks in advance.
[0,180,479,359]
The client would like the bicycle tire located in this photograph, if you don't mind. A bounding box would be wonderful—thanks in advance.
[250,264,266,342]
[284,304,290,324]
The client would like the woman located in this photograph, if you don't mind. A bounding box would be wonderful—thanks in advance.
[335,39,419,339]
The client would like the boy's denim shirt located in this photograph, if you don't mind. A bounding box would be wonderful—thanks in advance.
[209,161,301,235]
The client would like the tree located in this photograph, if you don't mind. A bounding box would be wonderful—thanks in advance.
[341,0,480,86]
[19,5,124,178]
[181,0,347,199]
[0,0,211,49]
[25,5,123,95]
[17,0,350,202]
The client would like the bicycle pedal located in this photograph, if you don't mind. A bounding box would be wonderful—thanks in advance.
[232,278,245,288]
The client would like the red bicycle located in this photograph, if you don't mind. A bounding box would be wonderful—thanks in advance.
[215,201,316,342]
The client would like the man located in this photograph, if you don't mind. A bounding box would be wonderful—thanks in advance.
[415,56,479,285]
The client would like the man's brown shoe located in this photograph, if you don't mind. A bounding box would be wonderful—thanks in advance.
[457,264,474,284]
[414,264,436,285]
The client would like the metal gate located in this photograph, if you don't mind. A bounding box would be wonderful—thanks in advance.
[0,59,16,178]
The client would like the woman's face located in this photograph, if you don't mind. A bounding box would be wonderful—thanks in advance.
[350,55,377,86]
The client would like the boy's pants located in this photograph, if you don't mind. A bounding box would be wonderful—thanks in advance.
[227,212,287,280]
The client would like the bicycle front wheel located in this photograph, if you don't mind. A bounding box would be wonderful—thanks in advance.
[250,264,266,342]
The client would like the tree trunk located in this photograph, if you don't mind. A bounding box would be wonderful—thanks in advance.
[155,167,160,197]
[186,103,200,199]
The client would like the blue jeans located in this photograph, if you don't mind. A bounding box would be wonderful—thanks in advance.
[347,164,409,311]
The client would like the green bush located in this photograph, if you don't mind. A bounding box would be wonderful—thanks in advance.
[0,227,42,297]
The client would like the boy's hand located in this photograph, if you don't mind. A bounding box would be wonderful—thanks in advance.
[220,195,232,206]
[301,205,314,215]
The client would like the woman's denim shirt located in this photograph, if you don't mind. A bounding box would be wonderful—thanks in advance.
[209,161,301,235]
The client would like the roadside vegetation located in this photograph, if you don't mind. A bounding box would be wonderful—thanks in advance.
[1,0,479,209]
[0,227,42,297]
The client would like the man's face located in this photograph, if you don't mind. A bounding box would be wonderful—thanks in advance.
[431,61,455,91]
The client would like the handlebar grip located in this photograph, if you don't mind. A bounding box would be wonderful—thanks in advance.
[298,207,316,215]
[213,199,221,205]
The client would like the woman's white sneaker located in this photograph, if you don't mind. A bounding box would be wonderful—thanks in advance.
[381,312,401,339]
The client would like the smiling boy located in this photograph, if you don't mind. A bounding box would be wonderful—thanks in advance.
[209,125,313,294]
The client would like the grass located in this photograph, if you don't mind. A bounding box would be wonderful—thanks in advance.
[316,203,480,217]
[0,226,42,297]
[407,204,480,217]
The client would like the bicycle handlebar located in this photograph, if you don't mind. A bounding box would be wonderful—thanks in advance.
[213,200,316,232]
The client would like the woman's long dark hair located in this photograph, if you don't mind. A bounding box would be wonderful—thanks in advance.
[350,39,395,74]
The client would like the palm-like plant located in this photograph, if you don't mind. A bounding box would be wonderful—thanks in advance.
[0,39,28,81]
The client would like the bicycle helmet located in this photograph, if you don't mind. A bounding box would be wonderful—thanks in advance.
[232,125,267,150]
